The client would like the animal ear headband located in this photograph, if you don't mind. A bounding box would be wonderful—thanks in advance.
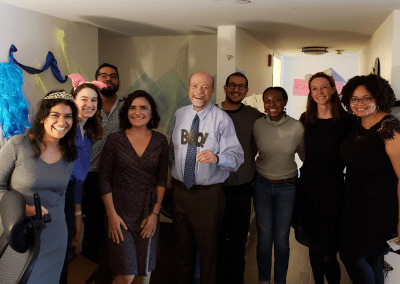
[305,68,334,81]
[68,74,107,90]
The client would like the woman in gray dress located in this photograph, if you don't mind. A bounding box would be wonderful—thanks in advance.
[100,90,169,284]
[0,90,78,283]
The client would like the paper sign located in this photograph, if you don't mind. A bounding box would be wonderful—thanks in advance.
[387,237,400,252]
[294,79,346,96]
[293,79,309,96]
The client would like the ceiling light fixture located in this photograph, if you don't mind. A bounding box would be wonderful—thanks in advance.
[302,46,328,55]
[236,0,251,4]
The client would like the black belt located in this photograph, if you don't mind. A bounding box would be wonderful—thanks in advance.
[173,179,221,190]
[258,174,296,184]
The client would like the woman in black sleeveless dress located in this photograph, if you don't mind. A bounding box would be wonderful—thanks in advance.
[340,74,400,284]
[292,70,352,284]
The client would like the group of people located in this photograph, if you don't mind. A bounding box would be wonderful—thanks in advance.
[0,64,398,284]
[250,70,400,284]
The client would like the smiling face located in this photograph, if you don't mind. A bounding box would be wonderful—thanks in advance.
[74,87,98,120]
[224,76,248,105]
[128,97,152,129]
[263,89,287,121]
[310,76,336,106]
[42,103,73,141]
[350,85,378,118]
[97,66,120,97]
[189,72,215,112]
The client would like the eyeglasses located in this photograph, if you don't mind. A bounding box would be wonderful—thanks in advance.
[98,73,118,80]
[350,97,374,104]
[227,83,247,91]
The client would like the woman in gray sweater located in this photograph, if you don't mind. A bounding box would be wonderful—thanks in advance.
[0,90,78,283]
[253,87,304,284]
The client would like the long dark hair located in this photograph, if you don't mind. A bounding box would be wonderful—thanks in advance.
[70,83,103,141]
[29,90,78,162]
[119,90,160,130]
[301,72,346,128]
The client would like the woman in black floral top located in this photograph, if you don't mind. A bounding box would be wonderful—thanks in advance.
[340,74,400,284]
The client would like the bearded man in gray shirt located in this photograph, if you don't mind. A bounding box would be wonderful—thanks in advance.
[216,72,263,284]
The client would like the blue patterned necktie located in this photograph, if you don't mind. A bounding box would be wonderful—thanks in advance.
[183,114,200,189]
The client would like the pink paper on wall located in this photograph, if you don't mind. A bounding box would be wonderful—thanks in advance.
[293,79,309,96]
[294,79,346,96]
[335,81,345,94]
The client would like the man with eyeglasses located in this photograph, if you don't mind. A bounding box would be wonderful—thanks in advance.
[81,63,124,283]
[217,72,263,284]
[170,71,244,284]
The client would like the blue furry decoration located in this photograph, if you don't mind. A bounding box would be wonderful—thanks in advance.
[0,63,30,138]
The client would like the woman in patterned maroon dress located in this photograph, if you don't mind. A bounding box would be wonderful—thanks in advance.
[99,90,169,284]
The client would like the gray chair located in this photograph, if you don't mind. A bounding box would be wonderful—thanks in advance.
[0,191,51,284]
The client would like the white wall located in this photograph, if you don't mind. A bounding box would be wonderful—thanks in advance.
[216,26,237,104]
[358,12,393,81]
[99,34,217,96]
[282,53,359,120]
[391,10,400,98]
[215,26,275,105]
[358,10,400,100]
[236,28,274,98]
[0,3,98,112]
[100,28,275,106]
[99,34,217,136]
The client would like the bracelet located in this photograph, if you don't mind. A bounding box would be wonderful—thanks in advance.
[75,211,82,216]
[152,212,158,216]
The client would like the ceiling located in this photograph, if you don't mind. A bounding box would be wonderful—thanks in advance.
[2,0,400,55]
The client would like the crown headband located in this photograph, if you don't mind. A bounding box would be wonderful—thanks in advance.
[68,73,107,90]
[305,68,334,81]
[44,91,74,101]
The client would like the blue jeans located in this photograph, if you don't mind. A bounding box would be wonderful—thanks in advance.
[253,173,297,284]
[339,241,389,284]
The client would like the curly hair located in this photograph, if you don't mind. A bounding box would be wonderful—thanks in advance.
[263,86,288,101]
[29,90,78,162]
[301,72,347,128]
[119,90,160,130]
[70,83,103,141]
[341,74,395,114]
